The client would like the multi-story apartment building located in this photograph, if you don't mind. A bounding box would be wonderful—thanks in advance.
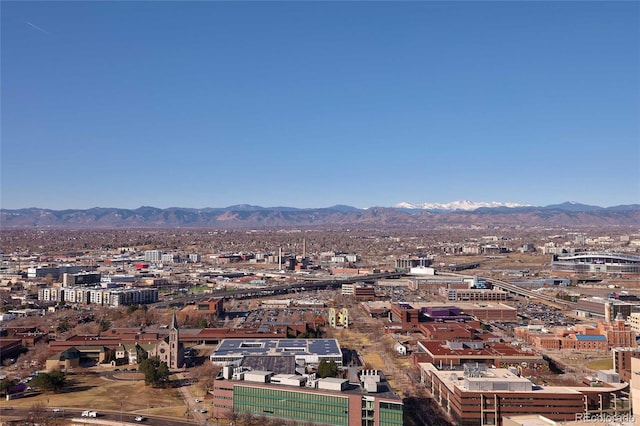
[161,253,179,264]
[144,250,162,263]
[38,287,158,307]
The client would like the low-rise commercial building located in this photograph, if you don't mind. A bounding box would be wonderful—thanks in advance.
[413,340,544,371]
[210,338,343,369]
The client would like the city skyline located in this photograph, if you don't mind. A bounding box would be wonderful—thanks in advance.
[2,1,639,210]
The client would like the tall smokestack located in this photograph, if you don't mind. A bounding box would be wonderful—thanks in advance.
[303,238,306,259]
[279,247,282,270]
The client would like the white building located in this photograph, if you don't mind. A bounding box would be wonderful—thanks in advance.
[144,250,162,263]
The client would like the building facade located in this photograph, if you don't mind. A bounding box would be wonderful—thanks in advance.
[419,363,627,426]
[211,372,403,426]
[38,286,158,307]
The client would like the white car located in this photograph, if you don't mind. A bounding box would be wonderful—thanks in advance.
[134,416,145,422]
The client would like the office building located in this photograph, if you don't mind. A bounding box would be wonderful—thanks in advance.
[211,368,402,426]
[419,363,628,426]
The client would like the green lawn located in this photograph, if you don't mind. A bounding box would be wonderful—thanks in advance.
[585,358,614,371]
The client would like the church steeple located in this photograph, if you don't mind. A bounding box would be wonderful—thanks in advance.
[168,309,182,370]
[171,309,179,331]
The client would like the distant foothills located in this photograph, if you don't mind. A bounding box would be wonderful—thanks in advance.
[1,201,639,229]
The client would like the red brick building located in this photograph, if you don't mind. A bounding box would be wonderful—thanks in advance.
[389,303,420,331]
[196,297,224,317]
[413,340,544,370]
[418,363,627,426]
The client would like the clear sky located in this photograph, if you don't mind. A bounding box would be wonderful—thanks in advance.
[2,1,639,210]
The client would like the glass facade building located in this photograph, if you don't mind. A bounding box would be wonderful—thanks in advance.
[235,386,350,425]
[224,383,403,426]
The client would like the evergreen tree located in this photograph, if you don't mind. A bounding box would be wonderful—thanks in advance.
[317,359,338,378]
[31,370,66,392]
[139,357,170,387]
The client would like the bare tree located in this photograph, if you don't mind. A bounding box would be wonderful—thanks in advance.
[27,401,53,425]
[192,363,221,394]
[240,411,260,426]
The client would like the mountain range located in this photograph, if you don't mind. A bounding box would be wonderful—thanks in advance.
[1,201,638,228]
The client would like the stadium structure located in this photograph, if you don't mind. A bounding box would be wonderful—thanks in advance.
[551,252,640,275]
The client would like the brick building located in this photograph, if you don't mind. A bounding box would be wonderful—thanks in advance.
[419,363,627,426]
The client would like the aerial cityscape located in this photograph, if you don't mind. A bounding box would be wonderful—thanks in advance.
[1,209,640,426]
[1,1,639,426]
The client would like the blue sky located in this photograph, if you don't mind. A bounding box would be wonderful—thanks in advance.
[2,1,639,210]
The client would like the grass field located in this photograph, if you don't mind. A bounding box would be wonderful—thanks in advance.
[0,371,187,417]
[361,352,386,371]
[586,358,614,371]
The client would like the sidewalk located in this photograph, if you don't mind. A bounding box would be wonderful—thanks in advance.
[175,372,209,425]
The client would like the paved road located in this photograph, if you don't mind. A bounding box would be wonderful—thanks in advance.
[175,372,210,425]
[1,406,201,426]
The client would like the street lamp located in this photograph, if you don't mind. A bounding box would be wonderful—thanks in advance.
[120,400,123,424]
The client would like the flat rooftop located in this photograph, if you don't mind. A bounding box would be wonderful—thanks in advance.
[212,338,342,358]
[418,340,539,358]
[428,365,593,395]
[225,371,401,401]
[412,301,517,311]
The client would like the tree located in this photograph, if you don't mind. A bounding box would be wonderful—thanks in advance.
[31,369,67,392]
[240,411,260,426]
[56,320,71,334]
[136,345,149,362]
[317,359,338,378]
[0,378,18,395]
[139,357,170,387]
[224,408,240,424]
[191,362,221,394]
[27,402,51,426]
[99,319,112,332]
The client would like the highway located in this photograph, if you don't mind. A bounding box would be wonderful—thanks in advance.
[155,270,579,310]
[484,276,578,309]
[155,271,406,307]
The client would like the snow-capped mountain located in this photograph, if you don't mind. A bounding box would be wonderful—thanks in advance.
[393,200,529,211]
